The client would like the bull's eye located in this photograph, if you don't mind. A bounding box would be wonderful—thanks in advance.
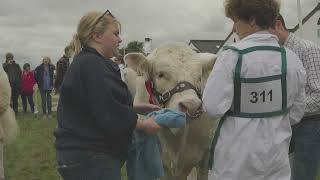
[158,72,164,78]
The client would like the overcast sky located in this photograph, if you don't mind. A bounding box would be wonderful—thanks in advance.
[0,0,318,67]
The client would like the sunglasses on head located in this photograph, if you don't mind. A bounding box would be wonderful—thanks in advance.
[92,10,114,28]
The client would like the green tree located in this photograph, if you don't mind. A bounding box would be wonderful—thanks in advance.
[119,41,144,56]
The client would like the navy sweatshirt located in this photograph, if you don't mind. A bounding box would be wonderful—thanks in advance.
[54,47,138,160]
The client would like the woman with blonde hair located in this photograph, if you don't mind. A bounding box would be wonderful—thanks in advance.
[54,11,161,180]
[35,57,55,119]
[203,0,306,179]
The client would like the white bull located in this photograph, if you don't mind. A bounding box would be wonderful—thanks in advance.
[0,66,18,145]
[0,65,19,179]
[124,42,219,180]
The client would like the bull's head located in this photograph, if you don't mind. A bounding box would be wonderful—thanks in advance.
[125,42,217,119]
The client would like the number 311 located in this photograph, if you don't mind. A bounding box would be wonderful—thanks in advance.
[250,90,272,103]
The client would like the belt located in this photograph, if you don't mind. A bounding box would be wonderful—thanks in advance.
[301,114,320,121]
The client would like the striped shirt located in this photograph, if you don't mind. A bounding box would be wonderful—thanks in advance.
[285,33,320,115]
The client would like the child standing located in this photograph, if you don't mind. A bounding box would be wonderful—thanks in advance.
[20,63,36,114]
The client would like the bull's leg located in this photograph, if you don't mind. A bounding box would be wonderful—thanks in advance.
[160,166,176,180]
[196,151,210,180]
[196,167,208,180]
[161,175,189,180]
[160,174,172,180]
[161,167,190,180]
[177,175,189,180]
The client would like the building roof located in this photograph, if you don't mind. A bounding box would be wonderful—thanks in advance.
[290,3,320,33]
[188,40,224,54]
[216,31,235,52]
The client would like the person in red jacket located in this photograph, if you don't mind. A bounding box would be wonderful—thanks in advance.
[20,63,36,114]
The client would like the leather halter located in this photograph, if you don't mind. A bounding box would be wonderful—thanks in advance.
[154,81,202,106]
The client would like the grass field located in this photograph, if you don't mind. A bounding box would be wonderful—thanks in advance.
[4,90,61,180]
[5,113,60,180]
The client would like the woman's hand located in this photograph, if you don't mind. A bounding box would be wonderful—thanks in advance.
[133,103,161,115]
[136,117,161,135]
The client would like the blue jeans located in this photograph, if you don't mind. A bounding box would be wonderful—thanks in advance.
[39,89,52,115]
[291,118,320,180]
[56,150,122,180]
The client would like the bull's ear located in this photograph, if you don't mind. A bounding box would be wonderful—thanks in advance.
[124,53,151,77]
[197,53,217,74]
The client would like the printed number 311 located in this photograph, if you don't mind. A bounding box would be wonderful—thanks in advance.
[250,90,272,103]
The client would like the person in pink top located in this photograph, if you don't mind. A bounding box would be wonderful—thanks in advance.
[20,63,36,114]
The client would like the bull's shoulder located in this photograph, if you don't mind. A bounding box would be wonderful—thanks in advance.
[0,67,11,115]
[0,108,18,144]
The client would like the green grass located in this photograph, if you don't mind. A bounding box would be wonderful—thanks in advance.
[5,113,60,180]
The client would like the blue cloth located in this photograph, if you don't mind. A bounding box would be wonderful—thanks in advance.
[127,108,186,180]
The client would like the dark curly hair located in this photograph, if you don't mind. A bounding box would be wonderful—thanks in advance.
[224,0,280,29]
[23,63,30,70]
[5,52,14,60]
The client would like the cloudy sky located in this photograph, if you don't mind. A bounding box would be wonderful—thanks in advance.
[0,0,318,67]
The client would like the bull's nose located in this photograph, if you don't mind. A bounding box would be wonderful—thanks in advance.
[178,98,202,113]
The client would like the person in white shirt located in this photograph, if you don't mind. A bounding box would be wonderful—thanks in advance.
[270,14,320,180]
[203,0,306,179]
[114,55,125,81]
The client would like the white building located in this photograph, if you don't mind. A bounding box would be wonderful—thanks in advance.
[143,38,152,55]
[188,40,224,54]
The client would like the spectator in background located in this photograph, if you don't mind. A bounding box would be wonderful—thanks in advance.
[54,45,73,93]
[20,63,36,114]
[114,55,124,66]
[2,52,22,115]
[114,55,125,81]
[35,57,55,119]
[270,14,320,180]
